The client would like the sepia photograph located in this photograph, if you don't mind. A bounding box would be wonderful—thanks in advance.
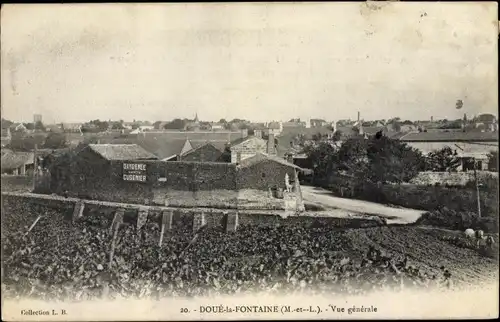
[1,2,498,320]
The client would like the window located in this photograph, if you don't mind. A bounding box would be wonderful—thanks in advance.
[261,173,266,178]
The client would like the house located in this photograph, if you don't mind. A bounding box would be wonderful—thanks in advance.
[101,130,248,161]
[85,144,159,161]
[1,127,12,147]
[282,119,306,130]
[48,144,158,198]
[399,131,498,171]
[310,119,328,128]
[44,124,63,133]
[473,114,498,132]
[179,142,224,162]
[62,123,83,133]
[138,125,154,132]
[104,136,193,161]
[210,123,225,131]
[236,152,310,193]
[1,151,35,175]
[265,121,282,136]
[9,123,27,133]
[230,133,277,164]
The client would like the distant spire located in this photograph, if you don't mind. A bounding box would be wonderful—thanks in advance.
[194,113,199,123]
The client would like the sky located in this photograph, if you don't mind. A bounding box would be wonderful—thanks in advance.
[1,2,498,124]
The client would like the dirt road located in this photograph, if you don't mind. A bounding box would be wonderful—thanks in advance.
[301,185,425,224]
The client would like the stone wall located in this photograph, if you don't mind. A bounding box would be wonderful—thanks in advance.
[409,171,498,186]
[38,154,303,209]
[230,137,267,163]
[237,160,296,191]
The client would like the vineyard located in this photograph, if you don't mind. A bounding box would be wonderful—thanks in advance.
[1,201,498,301]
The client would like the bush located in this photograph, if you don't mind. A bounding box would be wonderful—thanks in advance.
[416,209,499,233]
[337,183,498,220]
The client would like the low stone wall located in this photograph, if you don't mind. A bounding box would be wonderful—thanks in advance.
[1,193,383,235]
[409,171,498,186]
[152,188,301,211]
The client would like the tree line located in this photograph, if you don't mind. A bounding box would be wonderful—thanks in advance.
[303,132,497,189]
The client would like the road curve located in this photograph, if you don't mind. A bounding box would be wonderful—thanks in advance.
[301,185,426,224]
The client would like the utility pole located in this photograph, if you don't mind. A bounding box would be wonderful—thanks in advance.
[473,157,481,218]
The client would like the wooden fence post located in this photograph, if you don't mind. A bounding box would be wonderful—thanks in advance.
[159,210,174,247]
[72,200,85,222]
[108,208,124,269]
[136,207,149,230]
[225,212,239,232]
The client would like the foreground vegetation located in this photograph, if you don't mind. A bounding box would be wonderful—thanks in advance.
[2,203,497,301]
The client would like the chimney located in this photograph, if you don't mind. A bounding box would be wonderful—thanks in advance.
[254,129,262,139]
[267,133,276,155]
[431,116,434,123]
[241,128,248,139]
[357,111,360,122]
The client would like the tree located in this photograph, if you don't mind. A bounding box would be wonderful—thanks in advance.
[312,132,325,142]
[1,118,13,129]
[88,119,109,132]
[218,146,232,162]
[332,130,342,142]
[34,121,45,131]
[304,134,424,188]
[44,132,69,149]
[303,141,339,186]
[111,121,124,130]
[487,150,498,171]
[24,123,35,130]
[366,135,424,183]
[219,119,227,124]
[164,119,186,130]
[153,121,162,129]
[438,120,462,129]
[426,146,461,172]
[336,137,370,177]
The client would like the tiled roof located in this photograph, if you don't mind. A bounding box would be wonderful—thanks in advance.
[189,140,228,152]
[237,152,304,171]
[135,138,189,160]
[229,135,265,148]
[1,151,34,171]
[87,144,159,161]
[142,131,245,142]
[362,126,385,134]
[96,131,246,159]
[399,131,498,142]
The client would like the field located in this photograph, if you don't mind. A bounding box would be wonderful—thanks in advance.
[2,199,498,301]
